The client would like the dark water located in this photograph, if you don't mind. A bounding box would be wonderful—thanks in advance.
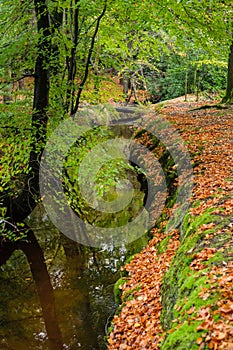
[0,205,148,350]
[0,123,149,350]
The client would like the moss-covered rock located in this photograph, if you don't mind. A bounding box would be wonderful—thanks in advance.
[161,320,206,350]
[160,207,232,349]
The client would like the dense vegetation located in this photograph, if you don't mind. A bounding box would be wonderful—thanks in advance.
[0,1,233,349]
[1,0,232,224]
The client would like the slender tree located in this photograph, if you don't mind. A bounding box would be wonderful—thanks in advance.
[222,41,233,103]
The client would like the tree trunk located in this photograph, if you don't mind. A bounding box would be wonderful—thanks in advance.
[5,0,51,224]
[184,68,188,102]
[222,41,233,104]
[3,70,13,104]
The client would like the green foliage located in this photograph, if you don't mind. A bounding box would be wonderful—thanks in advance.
[1,0,233,246]
[63,125,145,228]
[0,219,28,242]
[142,48,227,102]
[0,0,232,111]
[0,101,32,195]
[0,0,36,81]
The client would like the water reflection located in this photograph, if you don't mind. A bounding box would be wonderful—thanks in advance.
[0,228,63,350]
[0,205,148,349]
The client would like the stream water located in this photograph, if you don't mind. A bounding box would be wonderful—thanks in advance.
[0,122,149,350]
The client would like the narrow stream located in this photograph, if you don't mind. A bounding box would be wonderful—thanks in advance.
[0,205,148,350]
[0,121,149,350]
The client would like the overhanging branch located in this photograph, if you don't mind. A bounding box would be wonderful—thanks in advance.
[72,1,107,115]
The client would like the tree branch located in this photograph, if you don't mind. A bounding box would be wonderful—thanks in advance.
[72,1,107,115]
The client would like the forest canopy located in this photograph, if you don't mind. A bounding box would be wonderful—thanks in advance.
[0,0,233,242]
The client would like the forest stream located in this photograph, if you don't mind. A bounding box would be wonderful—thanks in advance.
[0,120,149,350]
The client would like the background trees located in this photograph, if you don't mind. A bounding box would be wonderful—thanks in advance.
[0,1,232,349]
[0,0,233,240]
[1,0,232,110]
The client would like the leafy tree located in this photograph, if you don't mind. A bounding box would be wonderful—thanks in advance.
[1,0,233,246]
[0,0,109,240]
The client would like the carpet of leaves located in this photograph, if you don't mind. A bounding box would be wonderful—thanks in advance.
[108,99,233,350]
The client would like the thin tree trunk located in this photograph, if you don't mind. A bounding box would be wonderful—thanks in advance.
[185,68,188,102]
[65,0,79,113]
[72,1,107,114]
[222,41,233,103]
[3,70,13,104]
[123,76,130,99]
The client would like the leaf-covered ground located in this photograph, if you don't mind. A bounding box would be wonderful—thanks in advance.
[108,99,233,350]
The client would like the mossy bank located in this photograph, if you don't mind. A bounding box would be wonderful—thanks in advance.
[109,102,233,349]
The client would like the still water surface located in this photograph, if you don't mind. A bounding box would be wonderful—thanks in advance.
[0,205,148,350]
[0,123,149,350]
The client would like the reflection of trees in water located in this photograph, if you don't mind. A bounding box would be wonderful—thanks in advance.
[60,234,101,350]
[0,223,104,350]
[0,228,63,350]
[0,204,148,349]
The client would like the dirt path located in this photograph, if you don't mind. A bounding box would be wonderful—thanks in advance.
[108,100,233,350]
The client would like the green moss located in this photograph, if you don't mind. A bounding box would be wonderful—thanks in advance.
[176,276,218,318]
[161,208,226,330]
[180,208,218,241]
[156,236,170,255]
[114,276,141,304]
[113,277,128,304]
[122,285,141,302]
[204,252,224,265]
[161,262,214,330]
[165,188,178,208]
[213,313,221,322]
[156,212,169,230]
[109,128,231,349]
[124,254,135,265]
[160,205,232,350]
[193,200,201,208]
[161,320,206,350]
[107,324,114,336]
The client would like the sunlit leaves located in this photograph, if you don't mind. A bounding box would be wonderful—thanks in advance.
[0,101,32,194]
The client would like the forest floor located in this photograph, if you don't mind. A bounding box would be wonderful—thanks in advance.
[108,98,233,350]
